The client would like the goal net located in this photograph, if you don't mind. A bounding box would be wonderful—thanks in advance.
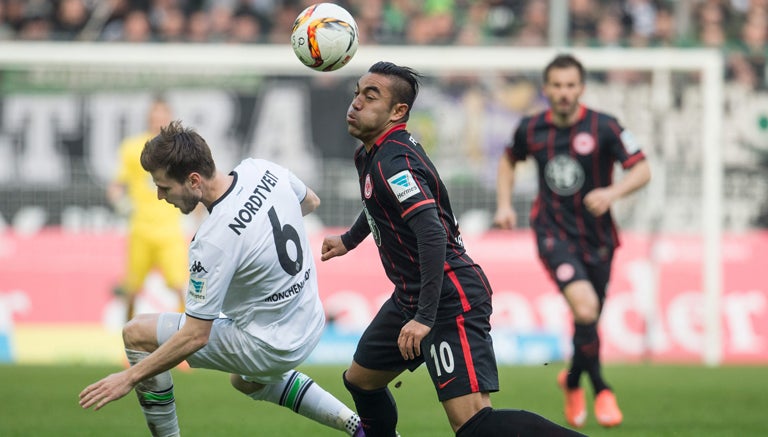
[0,42,752,365]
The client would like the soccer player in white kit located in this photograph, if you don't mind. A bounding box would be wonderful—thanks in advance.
[79,120,363,437]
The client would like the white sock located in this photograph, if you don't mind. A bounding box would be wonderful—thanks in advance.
[125,349,180,437]
[247,370,360,435]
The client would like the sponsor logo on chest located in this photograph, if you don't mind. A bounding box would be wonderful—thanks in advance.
[544,154,585,196]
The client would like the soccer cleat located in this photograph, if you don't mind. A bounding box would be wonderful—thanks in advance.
[595,389,623,427]
[176,360,193,373]
[557,370,587,428]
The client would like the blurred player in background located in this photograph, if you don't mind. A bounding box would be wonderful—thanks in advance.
[107,97,187,323]
[494,53,651,429]
[81,120,364,437]
[322,61,585,437]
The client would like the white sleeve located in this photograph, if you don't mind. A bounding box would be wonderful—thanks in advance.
[286,169,308,203]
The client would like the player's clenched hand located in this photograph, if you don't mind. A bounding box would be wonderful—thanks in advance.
[398,320,430,360]
[584,187,614,217]
[492,206,517,230]
[79,371,135,411]
[320,235,348,261]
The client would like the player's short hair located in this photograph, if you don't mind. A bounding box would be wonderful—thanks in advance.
[368,61,422,121]
[140,120,216,183]
[543,54,586,84]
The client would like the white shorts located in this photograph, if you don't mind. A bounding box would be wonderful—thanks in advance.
[157,313,322,384]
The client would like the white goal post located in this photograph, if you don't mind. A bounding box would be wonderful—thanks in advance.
[0,43,724,365]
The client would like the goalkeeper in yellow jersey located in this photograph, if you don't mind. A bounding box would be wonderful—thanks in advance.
[108,97,188,322]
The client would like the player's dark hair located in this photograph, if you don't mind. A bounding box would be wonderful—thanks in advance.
[543,54,585,84]
[368,61,422,121]
[140,120,216,183]
[150,92,168,105]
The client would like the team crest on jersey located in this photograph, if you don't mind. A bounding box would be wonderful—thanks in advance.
[572,132,595,155]
[544,154,585,196]
[387,170,420,203]
[364,174,373,199]
[187,277,207,303]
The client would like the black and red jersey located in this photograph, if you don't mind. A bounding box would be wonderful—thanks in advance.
[347,124,492,322]
[505,105,646,254]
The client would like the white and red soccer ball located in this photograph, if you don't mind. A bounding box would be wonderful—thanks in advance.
[290,3,359,72]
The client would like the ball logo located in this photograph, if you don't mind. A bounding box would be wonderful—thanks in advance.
[364,174,373,199]
[573,132,595,155]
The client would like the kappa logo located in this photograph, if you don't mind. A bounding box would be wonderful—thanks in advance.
[387,170,420,202]
[190,260,208,274]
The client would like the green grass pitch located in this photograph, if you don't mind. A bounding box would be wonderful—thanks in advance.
[0,363,764,436]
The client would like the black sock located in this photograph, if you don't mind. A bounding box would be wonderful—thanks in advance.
[455,407,587,437]
[572,322,609,393]
[343,371,398,437]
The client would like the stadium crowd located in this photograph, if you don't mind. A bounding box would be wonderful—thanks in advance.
[0,0,765,89]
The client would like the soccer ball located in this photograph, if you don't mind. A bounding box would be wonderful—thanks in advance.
[290,3,359,72]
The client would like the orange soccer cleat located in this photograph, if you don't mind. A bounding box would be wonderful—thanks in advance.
[176,359,193,373]
[594,389,623,427]
[557,370,587,428]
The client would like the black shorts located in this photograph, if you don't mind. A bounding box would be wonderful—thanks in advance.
[353,297,499,402]
[536,236,613,304]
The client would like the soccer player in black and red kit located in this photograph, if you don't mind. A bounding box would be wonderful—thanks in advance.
[495,54,651,429]
[322,61,585,437]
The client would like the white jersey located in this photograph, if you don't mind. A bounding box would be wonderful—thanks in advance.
[185,158,325,352]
